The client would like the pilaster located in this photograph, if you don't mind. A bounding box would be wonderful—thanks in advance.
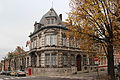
[29,56,31,67]
[41,53,45,67]
[58,53,63,67]
[36,53,40,67]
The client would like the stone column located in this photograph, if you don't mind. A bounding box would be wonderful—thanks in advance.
[41,53,45,67]
[36,53,40,67]
[41,32,45,47]
[87,55,90,65]
[58,53,63,67]
[50,53,52,68]
[67,38,69,47]
[25,57,28,68]
[29,56,31,67]
[68,53,71,67]
[37,36,39,48]
[58,29,62,46]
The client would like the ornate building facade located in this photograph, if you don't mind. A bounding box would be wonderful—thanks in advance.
[27,8,97,76]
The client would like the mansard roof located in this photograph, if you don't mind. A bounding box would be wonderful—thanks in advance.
[39,8,62,25]
[29,8,68,37]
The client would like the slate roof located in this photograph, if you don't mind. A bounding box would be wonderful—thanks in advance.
[39,8,62,25]
[29,8,68,37]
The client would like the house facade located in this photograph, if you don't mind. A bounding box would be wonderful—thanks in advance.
[27,8,97,76]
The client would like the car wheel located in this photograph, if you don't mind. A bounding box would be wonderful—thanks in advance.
[17,74,19,77]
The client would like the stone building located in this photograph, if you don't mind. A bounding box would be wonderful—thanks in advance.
[27,8,97,76]
[0,46,28,71]
[0,62,2,71]
[9,46,27,71]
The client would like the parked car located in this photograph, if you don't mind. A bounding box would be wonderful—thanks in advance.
[16,70,26,77]
[0,71,6,75]
[10,71,16,76]
[6,71,12,75]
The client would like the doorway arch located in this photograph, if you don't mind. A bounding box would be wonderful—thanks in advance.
[76,55,82,71]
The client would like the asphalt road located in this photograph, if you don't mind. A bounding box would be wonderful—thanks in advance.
[0,75,82,80]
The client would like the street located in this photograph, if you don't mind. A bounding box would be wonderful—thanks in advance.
[0,75,84,80]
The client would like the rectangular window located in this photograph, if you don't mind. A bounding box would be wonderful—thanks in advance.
[63,54,67,65]
[45,35,50,45]
[47,19,50,24]
[45,54,50,66]
[45,35,57,46]
[51,54,56,66]
[83,55,87,65]
[51,19,54,24]
[71,55,75,65]
[51,35,57,45]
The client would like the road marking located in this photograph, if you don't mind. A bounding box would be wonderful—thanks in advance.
[21,77,27,78]
[16,77,20,79]
[10,77,16,79]
[4,78,10,80]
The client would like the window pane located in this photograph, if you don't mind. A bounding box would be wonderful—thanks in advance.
[50,35,57,45]
[51,54,56,66]
[51,19,54,24]
[45,54,50,65]
[47,19,50,24]
[63,54,67,65]
[45,35,50,45]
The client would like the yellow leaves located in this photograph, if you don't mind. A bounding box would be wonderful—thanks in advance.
[68,0,120,53]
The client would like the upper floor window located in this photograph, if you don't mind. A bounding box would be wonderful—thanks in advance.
[47,19,50,24]
[51,19,54,24]
[45,34,57,46]
[46,18,55,24]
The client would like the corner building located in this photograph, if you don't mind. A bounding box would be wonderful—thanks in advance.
[28,8,97,76]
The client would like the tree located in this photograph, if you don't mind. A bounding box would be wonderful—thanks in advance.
[7,52,15,71]
[67,0,120,80]
[2,57,7,71]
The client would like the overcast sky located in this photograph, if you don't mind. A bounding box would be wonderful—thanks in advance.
[0,0,70,60]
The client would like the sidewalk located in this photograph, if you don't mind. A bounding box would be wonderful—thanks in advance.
[49,70,107,80]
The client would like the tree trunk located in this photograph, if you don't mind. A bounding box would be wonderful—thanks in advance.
[107,43,115,80]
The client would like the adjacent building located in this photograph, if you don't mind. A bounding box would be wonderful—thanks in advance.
[0,46,27,71]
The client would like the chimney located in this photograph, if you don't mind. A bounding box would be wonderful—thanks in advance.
[59,14,62,21]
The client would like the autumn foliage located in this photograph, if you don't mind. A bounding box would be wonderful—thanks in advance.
[67,0,120,80]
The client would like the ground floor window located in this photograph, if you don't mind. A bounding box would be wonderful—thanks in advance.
[45,54,50,66]
[63,54,68,66]
[89,57,94,65]
[83,55,87,65]
[71,54,75,66]
[45,54,57,67]
[51,54,57,66]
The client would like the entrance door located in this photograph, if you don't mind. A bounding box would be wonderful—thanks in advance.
[76,55,81,71]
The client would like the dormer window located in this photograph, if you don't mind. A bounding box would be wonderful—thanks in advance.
[47,19,50,24]
[46,18,56,24]
[51,18,54,24]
